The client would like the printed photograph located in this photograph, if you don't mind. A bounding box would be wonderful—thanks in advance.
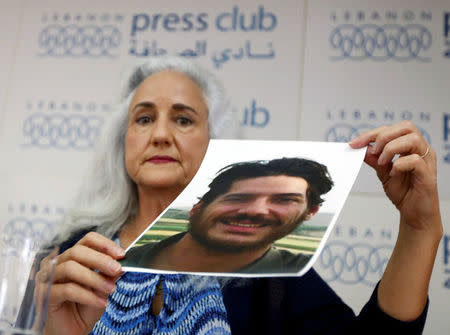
[121,140,365,276]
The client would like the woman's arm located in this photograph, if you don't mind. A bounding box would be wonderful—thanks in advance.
[349,120,443,321]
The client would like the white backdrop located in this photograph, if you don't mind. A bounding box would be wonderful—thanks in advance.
[0,0,23,130]
[0,0,449,333]
[300,0,450,197]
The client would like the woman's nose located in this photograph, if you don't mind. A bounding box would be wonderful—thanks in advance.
[151,118,173,146]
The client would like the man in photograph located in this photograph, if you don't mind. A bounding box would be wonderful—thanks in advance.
[123,157,334,274]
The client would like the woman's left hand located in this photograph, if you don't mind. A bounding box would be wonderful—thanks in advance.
[349,121,443,321]
[349,120,441,234]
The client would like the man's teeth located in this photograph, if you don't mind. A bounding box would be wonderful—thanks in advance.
[223,221,260,228]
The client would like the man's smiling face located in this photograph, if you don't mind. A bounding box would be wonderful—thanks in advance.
[188,175,318,253]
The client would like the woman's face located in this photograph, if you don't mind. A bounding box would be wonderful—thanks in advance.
[125,70,210,196]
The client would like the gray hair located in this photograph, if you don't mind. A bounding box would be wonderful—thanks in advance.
[56,57,239,243]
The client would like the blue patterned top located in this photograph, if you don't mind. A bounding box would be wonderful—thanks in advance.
[90,272,231,335]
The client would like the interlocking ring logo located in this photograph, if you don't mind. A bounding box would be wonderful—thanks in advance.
[23,113,103,150]
[325,123,431,143]
[318,241,393,286]
[330,24,432,61]
[1,217,56,250]
[444,278,450,289]
[444,152,450,164]
[325,123,374,142]
[38,24,121,57]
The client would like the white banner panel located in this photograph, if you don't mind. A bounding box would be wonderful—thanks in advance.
[0,173,78,246]
[0,1,23,131]
[314,195,450,334]
[0,0,448,333]
[0,0,305,178]
[299,0,450,198]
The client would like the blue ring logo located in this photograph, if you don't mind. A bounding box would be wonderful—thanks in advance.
[23,113,103,150]
[444,152,450,164]
[1,217,56,250]
[444,278,450,289]
[325,123,431,143]
[330,24,432,61]
[318,241,392,286]
[38,24,121,57]
[325,123,374,142]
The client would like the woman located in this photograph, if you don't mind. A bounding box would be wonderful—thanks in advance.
[46,57,236,334]
[45,56,442,335]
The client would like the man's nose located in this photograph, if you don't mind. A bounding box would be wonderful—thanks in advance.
[237,198,270,216]
[151,117,173,146]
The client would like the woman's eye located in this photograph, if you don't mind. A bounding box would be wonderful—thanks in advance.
[176,116,193,126]
[137,116,152,125]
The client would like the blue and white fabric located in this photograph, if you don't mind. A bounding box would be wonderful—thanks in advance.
[90,272,231,335]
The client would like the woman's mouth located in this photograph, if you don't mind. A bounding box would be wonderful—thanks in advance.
[147,155,177,164]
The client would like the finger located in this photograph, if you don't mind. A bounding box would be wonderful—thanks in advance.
[349,121,418,151]
[38,254,50,268]
[111,272,124,283]
[389,154,434,181]
[35,250,59,305]
[36,256,52,281]
[49,282,108,309]
[34,271,51,307]
[349,125,389,148]
[376,132,427,165]
[57,244,122,276]
[37,248,59,277]
[77,232,125,259]
[92,288,111,300]
[53,260,117,295]
[369,121,421,155]
[363,149,392,185]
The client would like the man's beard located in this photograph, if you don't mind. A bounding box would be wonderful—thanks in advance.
[188,209,309,254]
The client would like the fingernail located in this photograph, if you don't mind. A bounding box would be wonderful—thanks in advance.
[370,145,377,154]
[378,156,385,165]
[105,281,116,293]
[109,260,122,273]
[97,297,108,308]
[115,248,125,257]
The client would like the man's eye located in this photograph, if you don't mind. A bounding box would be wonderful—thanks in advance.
[223,195,251,203]
[274,197,300,204]
[137,116,152,125]
[176,116,193,126]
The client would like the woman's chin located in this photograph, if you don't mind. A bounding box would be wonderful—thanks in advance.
[137,178,188,195]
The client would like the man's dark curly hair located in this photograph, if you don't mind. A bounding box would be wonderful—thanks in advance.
[199,157,334,210]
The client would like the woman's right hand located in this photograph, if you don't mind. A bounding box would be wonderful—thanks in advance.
[44,232,125,335]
